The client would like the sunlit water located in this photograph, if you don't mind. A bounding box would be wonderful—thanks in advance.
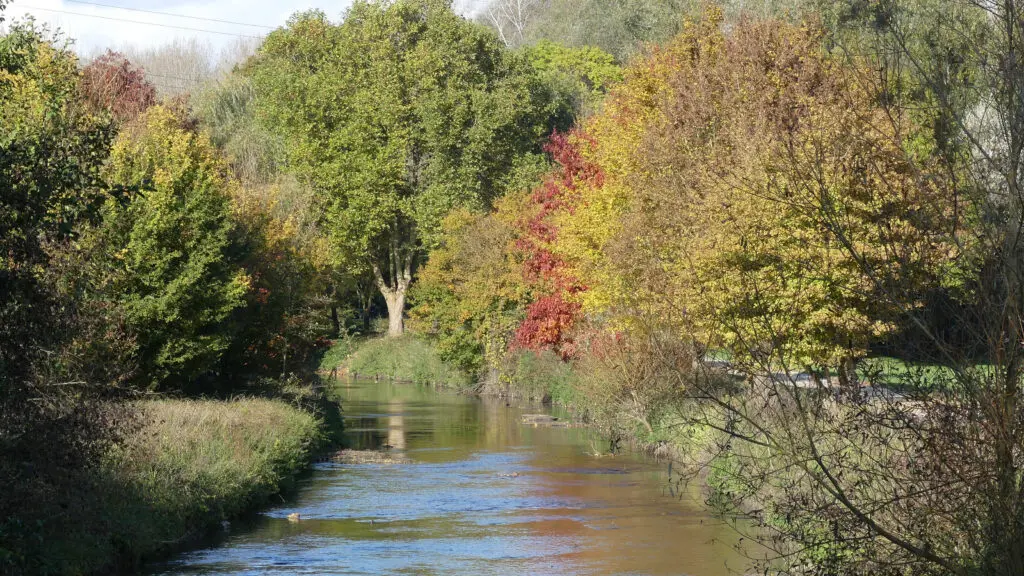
[147,379,748,575]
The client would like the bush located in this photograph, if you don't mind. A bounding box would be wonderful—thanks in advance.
[571,331,690,437]
[345,335,471,388]
[481,349,581,404]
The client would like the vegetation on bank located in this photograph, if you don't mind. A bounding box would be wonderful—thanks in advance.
[7,397,324,575]
[325,335,471,389]
[6,0,1024,573]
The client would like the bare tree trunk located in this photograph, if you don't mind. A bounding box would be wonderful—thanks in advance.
[372,248,413,338]
[383,289,405,337]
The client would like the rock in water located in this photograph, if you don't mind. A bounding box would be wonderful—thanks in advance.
[329,449,412,464]
[521,413,558,424]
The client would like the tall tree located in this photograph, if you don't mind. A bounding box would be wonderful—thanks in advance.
[247,0,558,336]
[0,21,121,570]
[87,105,248,389]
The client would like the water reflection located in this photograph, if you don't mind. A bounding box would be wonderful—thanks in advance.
[148,379,747,575]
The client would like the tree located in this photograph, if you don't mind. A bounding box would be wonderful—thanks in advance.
[634,8,1024,576]
[523,40,622,120]
[80,50,157,124]
[410,204,527,375]
[88,105,248,390]
[221,175,333,381]
[512,0,692,62]
[193,74,284,184]
[557,11,960,377]
[510,131,596,358]
[246,0,558,336]
[0,20,113,414]
[0,21,122,570]
[483,0,542,47]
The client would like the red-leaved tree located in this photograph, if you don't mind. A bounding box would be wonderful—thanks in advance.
[80,50,157,124]
[512,130,603,357]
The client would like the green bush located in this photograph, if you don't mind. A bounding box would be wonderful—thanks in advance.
[486,349,581,404]
[345,335,471,388]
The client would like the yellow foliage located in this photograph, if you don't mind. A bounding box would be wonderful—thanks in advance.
[554,13,964,368]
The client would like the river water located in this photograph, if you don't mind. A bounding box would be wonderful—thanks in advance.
[148,379,747,575]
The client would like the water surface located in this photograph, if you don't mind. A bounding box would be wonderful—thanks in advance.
[149,379,746,575]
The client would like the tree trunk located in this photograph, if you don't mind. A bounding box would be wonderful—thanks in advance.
[384,288,405,337]
[372,251,412,338]
[837,355,857,389]
[330,305,340,337]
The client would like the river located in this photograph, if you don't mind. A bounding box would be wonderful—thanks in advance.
[147,379,748,575]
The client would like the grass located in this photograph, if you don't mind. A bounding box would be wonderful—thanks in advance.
[342,334,471,388]
[857,356,961,391]
[38,397,324,575]
[318,333,363,374]
[485,349,581,403]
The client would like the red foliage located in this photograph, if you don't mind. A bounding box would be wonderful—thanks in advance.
[512,130,603,357]
[80,50,157,123]
[513,294,582,358]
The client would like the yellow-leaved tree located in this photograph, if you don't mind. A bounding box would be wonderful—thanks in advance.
[557,11,964,380]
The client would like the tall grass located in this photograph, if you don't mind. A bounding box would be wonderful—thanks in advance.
[40,398,322,574]
[479,349,581,403]
[318,334,362,373]
[345,335,471,388]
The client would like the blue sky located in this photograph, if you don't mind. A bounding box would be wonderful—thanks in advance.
[4,0,484,55]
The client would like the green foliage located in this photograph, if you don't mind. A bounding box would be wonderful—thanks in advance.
[522,0,693,62]
[88,105,249,389]
[245,0,561,331]
[0,23,123,574]
[409,202,531,376]
[193,74,284,184]
[497,349,581,404]
[523,40,623,119]
[318,335,363,373]
[0,22,113,379]
[344,335,471,388]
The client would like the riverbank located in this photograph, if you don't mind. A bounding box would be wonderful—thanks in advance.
[26,396,331,575]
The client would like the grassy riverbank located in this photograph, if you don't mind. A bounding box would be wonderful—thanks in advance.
[24,397,326,575]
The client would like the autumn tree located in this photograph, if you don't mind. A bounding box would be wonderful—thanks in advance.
[80,50,156,124]
[557,11,960,378]
[246,0,558,336]
[577,11,1006,576]
[410,203,528,374]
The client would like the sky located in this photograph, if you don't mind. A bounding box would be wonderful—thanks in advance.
[2,0,485,56]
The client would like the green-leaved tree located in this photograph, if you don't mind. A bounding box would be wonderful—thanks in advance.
[246,0,559,335]
[90,105,248,389]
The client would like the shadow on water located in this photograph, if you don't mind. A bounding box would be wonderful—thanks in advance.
[146,379,749,575]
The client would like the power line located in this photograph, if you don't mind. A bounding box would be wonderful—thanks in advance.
[61,0,275,30]
[145,71,207,84]
[19,5,266,39]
